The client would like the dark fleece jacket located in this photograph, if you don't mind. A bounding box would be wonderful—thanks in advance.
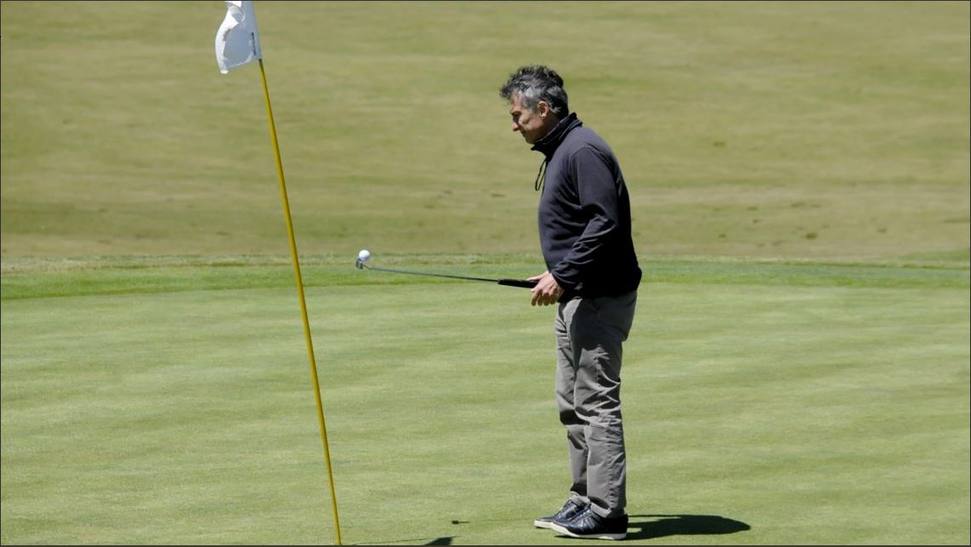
[531,113,642,300]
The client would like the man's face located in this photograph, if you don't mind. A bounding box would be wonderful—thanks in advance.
[508,94,554,145]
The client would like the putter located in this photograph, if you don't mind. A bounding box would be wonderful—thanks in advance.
[355,250,537,289]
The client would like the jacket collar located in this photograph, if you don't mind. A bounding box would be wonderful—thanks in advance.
[531,112,582,158]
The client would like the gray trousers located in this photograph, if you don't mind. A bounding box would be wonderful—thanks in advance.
[554,291,637,518]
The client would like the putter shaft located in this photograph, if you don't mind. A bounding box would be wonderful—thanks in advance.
[361,264,536,288]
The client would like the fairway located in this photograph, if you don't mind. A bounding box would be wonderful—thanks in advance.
[2,2,968,260]
[2,1,970,545]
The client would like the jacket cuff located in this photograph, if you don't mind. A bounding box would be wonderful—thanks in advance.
[550,267,578,291]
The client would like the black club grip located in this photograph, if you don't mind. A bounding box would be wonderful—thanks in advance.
[497,278,539,289]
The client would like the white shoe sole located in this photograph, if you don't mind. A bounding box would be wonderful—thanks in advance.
[533,519,554,529]
[549,521,626,540]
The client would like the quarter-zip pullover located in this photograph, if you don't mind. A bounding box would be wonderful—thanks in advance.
[531,113,642,300]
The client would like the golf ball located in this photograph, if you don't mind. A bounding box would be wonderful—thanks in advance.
[358,249,371,262]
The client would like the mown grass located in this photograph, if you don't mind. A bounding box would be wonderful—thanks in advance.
[2,1,969,544]
[1,254,969,301]
[1,259,969,544]
[1,2,968,260]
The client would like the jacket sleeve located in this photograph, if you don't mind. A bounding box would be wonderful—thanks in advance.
[550,146,621,290]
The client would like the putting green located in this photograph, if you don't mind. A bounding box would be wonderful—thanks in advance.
[1,257,968,544]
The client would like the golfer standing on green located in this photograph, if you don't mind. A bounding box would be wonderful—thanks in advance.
[500,65,641,541]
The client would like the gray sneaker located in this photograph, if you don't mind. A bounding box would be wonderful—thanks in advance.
[533,499,588,530]
[549,506,628,540]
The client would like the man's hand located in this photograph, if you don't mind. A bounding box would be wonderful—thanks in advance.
[529,271,563,306]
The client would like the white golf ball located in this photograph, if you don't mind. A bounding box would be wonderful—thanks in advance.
[358,249,371,262]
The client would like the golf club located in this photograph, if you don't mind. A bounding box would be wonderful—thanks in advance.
[355,250,537,289]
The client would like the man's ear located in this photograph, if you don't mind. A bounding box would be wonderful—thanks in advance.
[537,100,551,118]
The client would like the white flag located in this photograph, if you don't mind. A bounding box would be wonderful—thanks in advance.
[214,0,262,74]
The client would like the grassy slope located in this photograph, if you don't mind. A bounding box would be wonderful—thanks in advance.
[1,261,968,545]
[1,1,968,260]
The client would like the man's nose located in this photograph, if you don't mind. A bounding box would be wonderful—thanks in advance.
[512,123,521,132]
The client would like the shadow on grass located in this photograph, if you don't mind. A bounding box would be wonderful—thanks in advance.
[363,536,455,545]
[376,514,748,544]
[626,514,750,540]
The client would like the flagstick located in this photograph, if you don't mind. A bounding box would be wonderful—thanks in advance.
[257,58,343,546]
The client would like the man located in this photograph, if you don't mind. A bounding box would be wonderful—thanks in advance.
[499,65,642,541]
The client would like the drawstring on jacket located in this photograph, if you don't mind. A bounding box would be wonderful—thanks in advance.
[534,158,548,192]
[530,112,581,192]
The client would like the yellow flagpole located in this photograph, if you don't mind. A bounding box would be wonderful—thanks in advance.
[257,58,343,546]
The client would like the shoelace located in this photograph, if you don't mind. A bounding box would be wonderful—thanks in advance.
[534,158,549,192]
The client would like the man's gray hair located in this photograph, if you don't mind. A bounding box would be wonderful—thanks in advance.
[499,65,569,117]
